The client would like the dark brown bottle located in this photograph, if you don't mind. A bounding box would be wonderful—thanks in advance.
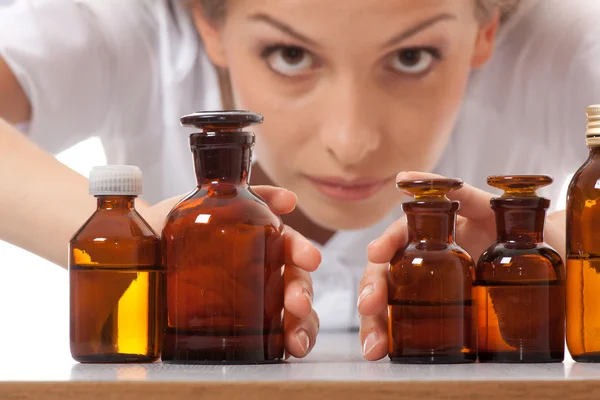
[161,111,285,364]
[567,105,600,362]
[475,175,565,363]
[388,179,476,364]
[69,165,163,363]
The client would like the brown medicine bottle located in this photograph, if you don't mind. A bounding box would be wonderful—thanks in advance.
[567,105,600,362]
[387,179,476,363]
[69,165,163,363]
[475,175,565,363]
[161,111,285,364]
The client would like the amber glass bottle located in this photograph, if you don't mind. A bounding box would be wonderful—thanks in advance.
[567,105,600,362]
[475,175,565,363]
[69,165,162,363]
[388,179,476,363]
[162,111,285,364]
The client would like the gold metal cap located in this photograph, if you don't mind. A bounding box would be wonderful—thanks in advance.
[586,104,600,146]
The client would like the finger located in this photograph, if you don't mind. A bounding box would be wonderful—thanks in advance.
[367,217,408,264]
[396,171,494,221]
[284,265,313,319]
[359,312,388,361]
[357,262,389,316]
[285,308,320,359]
[142,194,188,233]
[251,185,297,215]
[285,226,321,272]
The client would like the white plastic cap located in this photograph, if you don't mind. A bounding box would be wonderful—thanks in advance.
[89,165,143,196]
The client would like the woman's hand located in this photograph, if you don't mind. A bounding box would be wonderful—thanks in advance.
[143,186,322,359]
[357,171,498,360]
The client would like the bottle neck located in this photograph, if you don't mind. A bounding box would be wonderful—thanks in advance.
[96,195,136,210]
[192,145,251,186]
[404,202,458,244]
[493,198,547,243]
[589,146,600,158]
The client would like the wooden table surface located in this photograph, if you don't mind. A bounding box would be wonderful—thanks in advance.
[0,331,599,400]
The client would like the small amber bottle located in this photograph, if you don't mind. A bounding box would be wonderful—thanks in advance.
[388,179,476,363]
[567,105,600,362]
[162,111,285,364]
[69,165,163,363]
[475,175,565,363]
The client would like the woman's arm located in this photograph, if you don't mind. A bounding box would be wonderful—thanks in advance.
[0,56,29,124]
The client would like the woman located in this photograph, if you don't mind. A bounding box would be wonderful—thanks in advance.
[0,0,598,360]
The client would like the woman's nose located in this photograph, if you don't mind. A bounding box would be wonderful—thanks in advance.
[318,82,382,167]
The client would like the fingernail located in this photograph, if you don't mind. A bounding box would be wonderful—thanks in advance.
[302,288,313,305]
[362,331,379,357]
[287,189,298,201]
[296,329,310,355]
[357,284,374,307]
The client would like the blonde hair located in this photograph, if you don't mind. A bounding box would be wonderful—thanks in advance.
[197,0,522,23]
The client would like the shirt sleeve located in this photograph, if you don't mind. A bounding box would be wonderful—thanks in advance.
[0,0,157,154]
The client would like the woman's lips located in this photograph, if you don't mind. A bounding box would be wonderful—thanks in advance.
[305,175,392,202]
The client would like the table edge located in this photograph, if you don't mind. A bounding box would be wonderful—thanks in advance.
[0,380,597,400]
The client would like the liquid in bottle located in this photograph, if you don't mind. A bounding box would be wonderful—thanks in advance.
[476,175,565,363]
[388,179,476,363]
[69,165,163,363]
[567,105,600,362]
[161,111,285,364]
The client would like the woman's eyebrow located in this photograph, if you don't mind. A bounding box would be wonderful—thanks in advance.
[248,13,320,48]
[382,13,457,49]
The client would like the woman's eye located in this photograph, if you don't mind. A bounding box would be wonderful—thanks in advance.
[264,46,315,77]
[391,48,438,75]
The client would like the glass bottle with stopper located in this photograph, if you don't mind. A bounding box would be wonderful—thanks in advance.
[161,111,285,364]
[475,175,565,363]
[388,179,476,363]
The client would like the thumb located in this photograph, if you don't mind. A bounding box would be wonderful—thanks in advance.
[396,171,494,221]
[140,193,188,234]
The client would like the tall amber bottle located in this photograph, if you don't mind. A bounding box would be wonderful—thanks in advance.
[475,176,565,363]
[567,105,600,362]
[162,111,285,364]
[388,179,476,363]
[69,165,163,363]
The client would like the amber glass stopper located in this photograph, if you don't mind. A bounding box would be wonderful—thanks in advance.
[487,175,553,198]
[180,110,263,132]
[181,110,263,146]
[397,179,463,201]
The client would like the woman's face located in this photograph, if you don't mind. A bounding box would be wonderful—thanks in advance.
[195,0,497,230]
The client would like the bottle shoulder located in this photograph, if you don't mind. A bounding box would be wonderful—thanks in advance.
[476,243,564,282]
[71,209,159,243]
[163,186,283,232]
[70,210,161,267]
[569,155,600,192]
[478,242,562,263]
[391,243,474,267]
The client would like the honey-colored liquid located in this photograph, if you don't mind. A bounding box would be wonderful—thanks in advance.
[566,146,600,362]
[388,298,475,363]
[567,257,600,361]
[475,281,565,362]
[70,265,163,363]
[69,195,163,363]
